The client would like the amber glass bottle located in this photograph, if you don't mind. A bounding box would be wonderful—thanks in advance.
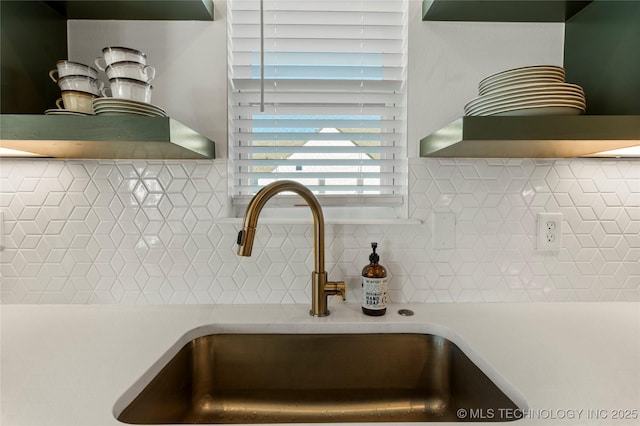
[361,242,388,316]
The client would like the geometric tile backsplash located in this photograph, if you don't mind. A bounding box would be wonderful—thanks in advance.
[1,158,638,304]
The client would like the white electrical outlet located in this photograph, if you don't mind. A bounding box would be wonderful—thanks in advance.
[537,212,562,252]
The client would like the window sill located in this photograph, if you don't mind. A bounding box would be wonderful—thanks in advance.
[230,194,410,224]
[216,217,423,226]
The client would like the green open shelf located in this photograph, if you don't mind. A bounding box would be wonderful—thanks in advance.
[1,115,215,159]
[420,115,640,158]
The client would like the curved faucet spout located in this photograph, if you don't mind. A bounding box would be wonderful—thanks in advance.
[236,180,345,316]
[236,180,324,272]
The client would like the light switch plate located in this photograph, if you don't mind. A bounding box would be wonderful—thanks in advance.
[0,211,4,252]
[433,211,455,249]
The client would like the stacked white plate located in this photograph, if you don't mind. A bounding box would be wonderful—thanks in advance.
[465,65,586,117]
[44,109,92,116]
[92,97,167,117]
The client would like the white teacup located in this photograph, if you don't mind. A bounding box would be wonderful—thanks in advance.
[95,46,147,71]
[102,78,153,103]
[105,61,156,83]
[49,60,98,82]
[57,75,104,96]
[56,90,96,114]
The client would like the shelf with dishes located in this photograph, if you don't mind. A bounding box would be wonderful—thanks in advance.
[420,65,640,158]
[0,44,217,160]
[1,1,214,117]
[420,1,640,158]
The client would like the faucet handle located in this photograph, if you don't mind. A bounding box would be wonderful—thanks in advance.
[337,282,346,301]
[325,281,346,301]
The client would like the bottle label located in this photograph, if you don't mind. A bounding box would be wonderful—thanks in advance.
[362,277,388,310]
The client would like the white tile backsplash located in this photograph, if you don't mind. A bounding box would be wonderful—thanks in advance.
[0,157,638,304]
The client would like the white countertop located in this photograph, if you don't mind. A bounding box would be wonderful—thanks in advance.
[1,302,639,425]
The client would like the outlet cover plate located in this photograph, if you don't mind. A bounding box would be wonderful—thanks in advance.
[537,212,562,252]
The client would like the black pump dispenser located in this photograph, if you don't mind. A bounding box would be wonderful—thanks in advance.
[369,242,380,263]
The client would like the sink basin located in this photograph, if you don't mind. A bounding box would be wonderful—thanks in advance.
[116,333,522,424]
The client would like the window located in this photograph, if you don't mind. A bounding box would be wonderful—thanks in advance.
[228,0,407,215]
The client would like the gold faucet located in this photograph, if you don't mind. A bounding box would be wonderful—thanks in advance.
[236,180,346,316]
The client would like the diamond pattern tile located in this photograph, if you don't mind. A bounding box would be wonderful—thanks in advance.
[0,158,639,303]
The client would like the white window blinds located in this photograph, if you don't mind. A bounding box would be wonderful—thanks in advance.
[228,0,407,201]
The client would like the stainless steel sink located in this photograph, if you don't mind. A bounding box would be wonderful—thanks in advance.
[117,333,522,424]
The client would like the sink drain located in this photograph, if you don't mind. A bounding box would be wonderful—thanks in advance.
[397,308,414,316]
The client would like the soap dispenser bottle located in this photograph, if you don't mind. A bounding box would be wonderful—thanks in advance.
[361,242,388,316]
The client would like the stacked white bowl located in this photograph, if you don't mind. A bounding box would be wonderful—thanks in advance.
[95,46,155,104]
[464,65,586,116]
[47,60,102,114]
